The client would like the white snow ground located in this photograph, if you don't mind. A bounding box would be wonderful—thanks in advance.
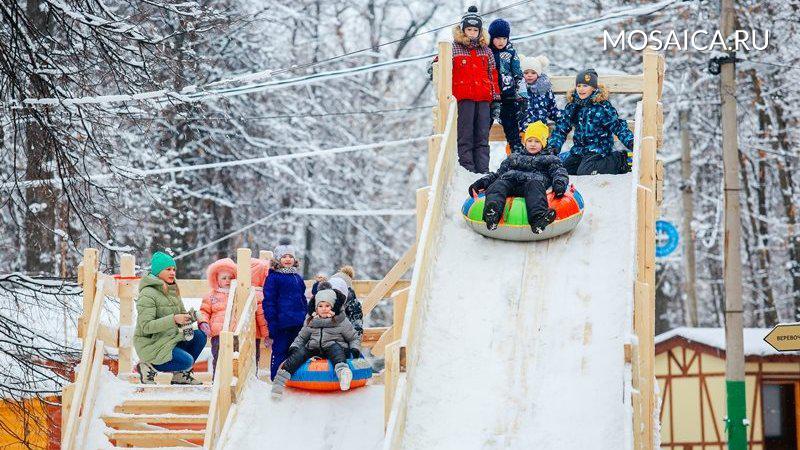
[398,156,636,449]
[222,379,385,450]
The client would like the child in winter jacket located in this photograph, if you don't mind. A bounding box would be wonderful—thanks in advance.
[271,288,362,398]
[199,258,268,379]
[309,265,364,341]
[487,18,528,155]
[469,121,569,234]
[518,54,561,132]
[262,240,307,381]
[450,6,499,174]
[547,69,634,175]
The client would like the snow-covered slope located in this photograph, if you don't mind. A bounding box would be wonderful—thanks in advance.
[222,380,385,449]
[397,161,636,449]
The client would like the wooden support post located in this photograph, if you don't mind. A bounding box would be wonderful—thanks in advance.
[258,250,273,261]
[435,42,453,133]
[416,187,430,243]
[78,248,98,338]
[427,135,442,184]
[117,254,135,377]
[384,341,400,427]
[392,288,409,342]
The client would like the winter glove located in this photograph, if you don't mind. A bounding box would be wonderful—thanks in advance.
[199,322,211,336]
[468,177,491,196]
[350,348,363,359]
[516,78,529,100]
[553,182,567,198]
[490,101,501,122]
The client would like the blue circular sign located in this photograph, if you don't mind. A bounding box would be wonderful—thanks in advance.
[655,220,679,258]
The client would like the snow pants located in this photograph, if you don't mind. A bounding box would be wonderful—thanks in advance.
[562,150,628,176]
[457,100,491,174]
[153,330,207,372]
[270,326,302,380]
[494,98,524,154]
[281,343,348,375]
[484,177,549,225]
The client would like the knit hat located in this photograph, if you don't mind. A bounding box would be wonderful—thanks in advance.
[524,121,550,147]
[576,68,599,88]
[273,238,297,259]
[315,289,337,307]
[328,277,349,297]
[330,271,354,290]
[488,19,510,39]
[150,251,176,277]
[521,54,550,74]
[461,6,482,31]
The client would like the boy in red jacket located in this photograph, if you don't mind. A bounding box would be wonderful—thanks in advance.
[451,6,499,174]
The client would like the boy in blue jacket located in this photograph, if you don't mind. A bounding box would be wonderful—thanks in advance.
[262,240,308,380]
[487,19,528,154]
[547,69,634,175]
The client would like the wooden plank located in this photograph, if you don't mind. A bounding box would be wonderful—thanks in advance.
[176,279,211,299]
[79,248,98,338]
[642,48,661,144]
[77,340,105,449]
[118,254,136,377]
[384,341,400,427]
[550,74,644,94]
[489,120,635,143]
[370,326,394,357]
[103,414,209,426]
[427,135,442,184]
[361,246,417,316]
[361,327,389,349]
[61,383,75,437]
[392,288,409,342]
[106,429,205,441]
[115,399,210,415]
[655,158,664,206]
[436,41,453,132]
[98,324,118,348]
[416,187,430,243]
[62,275,106,450]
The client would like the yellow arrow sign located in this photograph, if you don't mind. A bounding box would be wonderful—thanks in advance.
[764,323,800,352]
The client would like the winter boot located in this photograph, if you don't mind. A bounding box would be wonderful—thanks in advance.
[335,362,353,391]
[271,368,291,399]
[530,209,557,234]
[171,370,202,385]
[483,204,502,231]
[137,361,157,385]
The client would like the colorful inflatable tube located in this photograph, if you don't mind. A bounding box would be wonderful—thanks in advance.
[462,184,585,241]
[285,358,372,391]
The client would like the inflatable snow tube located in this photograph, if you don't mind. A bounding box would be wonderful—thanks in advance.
[462,184,585,241]
[285,358,372,391]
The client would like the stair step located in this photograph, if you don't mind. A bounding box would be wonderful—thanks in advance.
[114,399,210,415]
[124,372,213,385]
[103,413,209,426]
[105,429,204,446]
[99,447,198,450]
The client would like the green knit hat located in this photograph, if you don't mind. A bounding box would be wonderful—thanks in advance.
[150,251,176,276]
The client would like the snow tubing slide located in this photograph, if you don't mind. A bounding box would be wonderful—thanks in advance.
[286,358,372,391]
[462,184,584,241]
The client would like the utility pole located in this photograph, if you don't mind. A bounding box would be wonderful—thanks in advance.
[719,0,748,448]
[679,110,698,327]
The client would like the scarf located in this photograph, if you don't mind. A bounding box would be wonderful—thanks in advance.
[275,266,299,274]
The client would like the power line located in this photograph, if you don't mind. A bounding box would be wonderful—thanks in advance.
[1,135,431,189]
[173,208,415,261]
[111,104,434,122]
[15,0,685,109]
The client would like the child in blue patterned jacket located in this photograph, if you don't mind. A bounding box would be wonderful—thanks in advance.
[487,18,528,154]
[518,54,561,133]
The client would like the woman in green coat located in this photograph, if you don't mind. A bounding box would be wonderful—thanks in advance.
[135,251,207,384]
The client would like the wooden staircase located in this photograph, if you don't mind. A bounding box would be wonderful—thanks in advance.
[100,385,211,449]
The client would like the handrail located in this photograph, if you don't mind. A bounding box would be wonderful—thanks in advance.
[220,279,238,333]
[62,275,107,450]
[383,95,458,447]
[233,289,257,336]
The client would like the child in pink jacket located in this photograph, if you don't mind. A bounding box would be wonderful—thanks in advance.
[199,258,268,378]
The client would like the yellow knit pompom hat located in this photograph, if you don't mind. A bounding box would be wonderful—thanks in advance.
[523,121,550,147]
